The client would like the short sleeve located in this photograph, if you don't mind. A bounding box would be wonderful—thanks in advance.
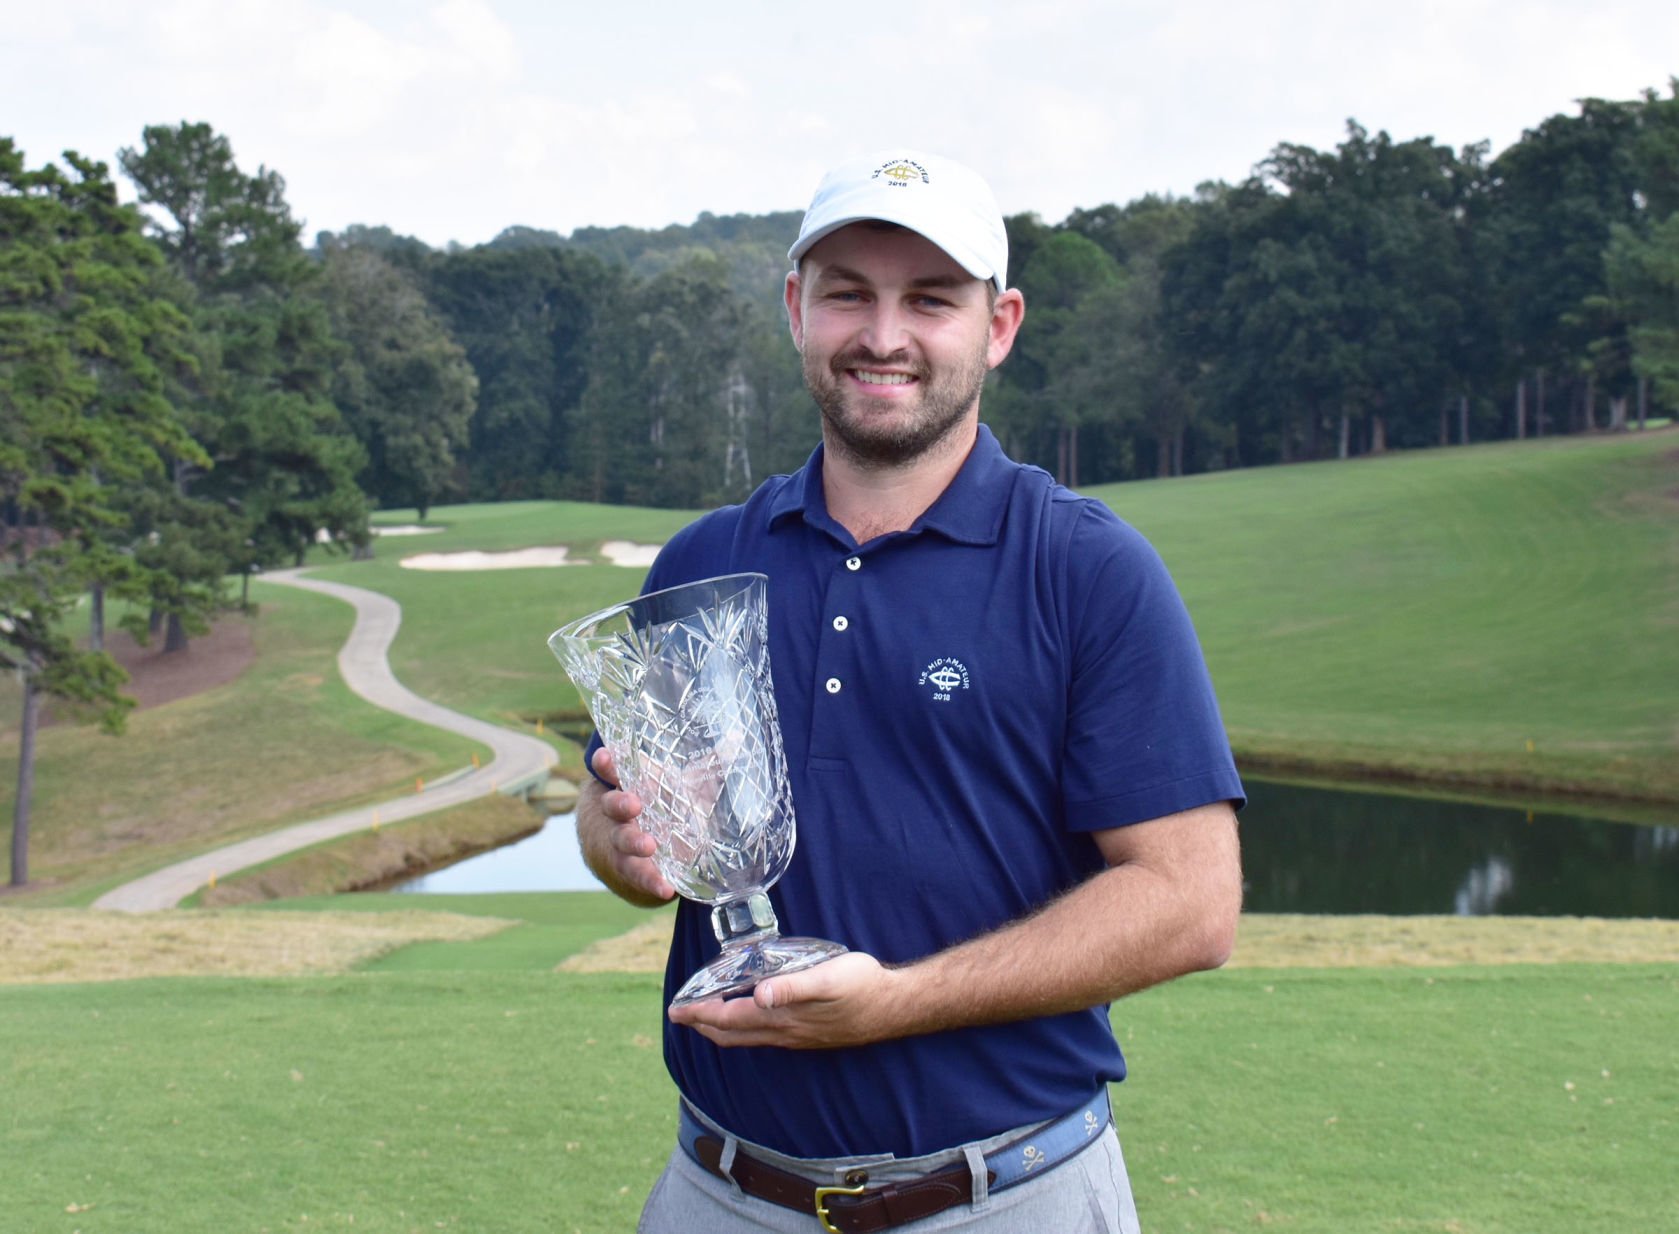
[1058,503,1244,827]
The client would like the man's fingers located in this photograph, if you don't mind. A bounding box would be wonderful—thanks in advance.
[600,787,643,824]
[613,823,656,858]
[754,956,854,1009]
[590,747,618,783]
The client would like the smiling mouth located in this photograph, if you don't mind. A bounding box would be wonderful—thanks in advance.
[851,370,917,387]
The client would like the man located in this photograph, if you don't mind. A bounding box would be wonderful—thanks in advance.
[577,150,1244,1232]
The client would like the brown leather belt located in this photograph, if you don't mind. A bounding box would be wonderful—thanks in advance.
[678,1091,1111,1232]
[691,1133,994,1233]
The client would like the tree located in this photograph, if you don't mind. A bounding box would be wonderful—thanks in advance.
[992,229,1122,485]
[1,139,202,885]
[119,122,368,618]
[420,245,609,499]
[1479,99,1646,433]
[571,255,751,507]
[317,240,477,518]
[1163,126,1469,466]
[1605,214,1679,409]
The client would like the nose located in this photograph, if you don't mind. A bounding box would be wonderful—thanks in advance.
[857,300,912,358]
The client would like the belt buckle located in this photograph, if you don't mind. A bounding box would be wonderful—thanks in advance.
[813,1182,867,1233]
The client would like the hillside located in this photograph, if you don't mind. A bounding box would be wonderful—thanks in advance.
[1088,429,1679,803]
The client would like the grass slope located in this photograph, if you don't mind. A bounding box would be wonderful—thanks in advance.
[1089,431,1678,801]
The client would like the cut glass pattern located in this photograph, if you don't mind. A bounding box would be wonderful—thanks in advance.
[549,573,845,1004]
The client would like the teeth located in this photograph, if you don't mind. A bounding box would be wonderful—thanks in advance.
[853,371,914,386]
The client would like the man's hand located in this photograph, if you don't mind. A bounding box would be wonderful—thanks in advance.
[576,748,677,907]
[666,953,905,1049]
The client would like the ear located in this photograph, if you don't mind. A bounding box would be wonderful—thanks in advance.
[784,270,804,352]
[985,288,1025,370]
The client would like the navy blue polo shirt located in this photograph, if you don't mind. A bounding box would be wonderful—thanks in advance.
[621,424,1243,1159]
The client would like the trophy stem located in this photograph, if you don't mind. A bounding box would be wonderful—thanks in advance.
[670,892,849,1008]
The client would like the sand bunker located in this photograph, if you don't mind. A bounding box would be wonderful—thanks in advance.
[401,547,577,570]
[372,524,447,537]
[399,541,661,571]
[599,540,661,567]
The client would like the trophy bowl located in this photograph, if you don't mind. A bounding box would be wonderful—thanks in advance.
[548,572,846,1006]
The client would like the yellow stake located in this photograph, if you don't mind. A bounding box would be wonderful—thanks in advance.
[1525,739,1535,753]
[536,718,544,735]
[415,777,425,792]
[372,809,381,833]
[471,752,481,769]
[208,871,217,890]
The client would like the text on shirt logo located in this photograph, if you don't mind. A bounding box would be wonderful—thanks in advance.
[918,657,970,703]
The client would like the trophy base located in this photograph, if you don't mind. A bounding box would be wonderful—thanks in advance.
[671,933,849,1007]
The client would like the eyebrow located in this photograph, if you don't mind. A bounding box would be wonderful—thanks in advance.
[814,264,973,293]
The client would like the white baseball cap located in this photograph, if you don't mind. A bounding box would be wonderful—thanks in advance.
[788,150,1008,294]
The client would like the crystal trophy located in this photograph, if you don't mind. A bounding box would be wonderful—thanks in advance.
[548,572,846,1006]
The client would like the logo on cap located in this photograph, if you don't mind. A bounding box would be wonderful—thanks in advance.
[873,158,929,188]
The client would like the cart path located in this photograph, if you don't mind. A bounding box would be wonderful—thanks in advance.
[92,570,557,913]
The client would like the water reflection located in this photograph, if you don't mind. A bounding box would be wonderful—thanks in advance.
[1240,780,1679,918]
[393,812,601,894]
[388,782,1679,919]
[1452,856,1515,916]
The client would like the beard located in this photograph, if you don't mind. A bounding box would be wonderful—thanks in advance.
[804,340,990,469]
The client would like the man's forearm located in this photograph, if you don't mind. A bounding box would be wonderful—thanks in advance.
[892,817,1239,1036]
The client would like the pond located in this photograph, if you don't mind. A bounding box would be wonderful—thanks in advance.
[388,779,1679,919]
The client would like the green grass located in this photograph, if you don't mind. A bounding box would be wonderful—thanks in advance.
[5,895,1674,1233]
[1095,431,1679,802]
[4,969,675,1234]
[1115,963,1678,1232]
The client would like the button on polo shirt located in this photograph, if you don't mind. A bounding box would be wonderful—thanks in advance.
[633,424,1244,1163]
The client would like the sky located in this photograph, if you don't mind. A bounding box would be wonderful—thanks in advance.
[5,1,1675,250]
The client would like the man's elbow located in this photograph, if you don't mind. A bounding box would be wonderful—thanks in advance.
[1189,867,1244,972]
[1202,873,1242,967]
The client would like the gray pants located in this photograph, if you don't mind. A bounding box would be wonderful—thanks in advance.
[637,1111,1142,1233]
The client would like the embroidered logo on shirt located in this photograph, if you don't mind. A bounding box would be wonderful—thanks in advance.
[918,657,970,702]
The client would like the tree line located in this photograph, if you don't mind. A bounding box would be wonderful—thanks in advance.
[5,88,1679,882]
